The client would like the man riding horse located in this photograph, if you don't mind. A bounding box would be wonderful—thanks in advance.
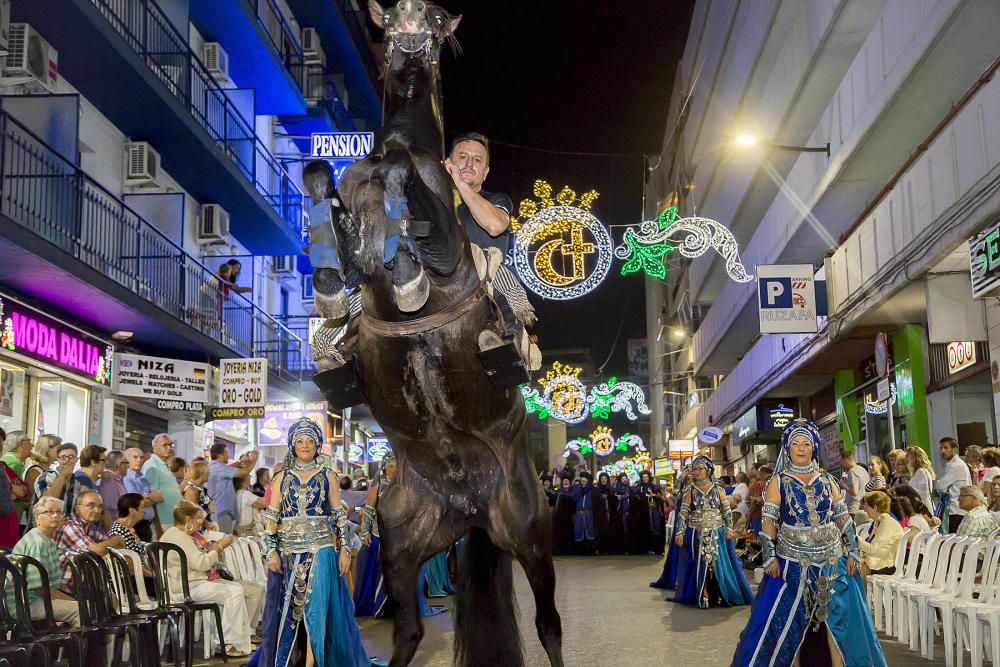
[304,2,564,666]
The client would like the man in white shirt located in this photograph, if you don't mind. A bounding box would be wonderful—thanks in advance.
[840,449,871,514]
[732,472,750,518]
[937,437,973,533]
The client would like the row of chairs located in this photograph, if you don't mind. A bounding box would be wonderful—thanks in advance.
[868,530,1000,667]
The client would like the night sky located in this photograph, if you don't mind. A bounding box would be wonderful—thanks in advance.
[370,0,694,382]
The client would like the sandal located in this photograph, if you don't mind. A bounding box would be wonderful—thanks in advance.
[218,644,251,658]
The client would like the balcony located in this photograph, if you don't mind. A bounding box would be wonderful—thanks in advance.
[0,110,304,388]
[285,0,381,129]
[189,0,308,115]
[279,66,356,152]
[14,0,305,253]
[273,315,317,375]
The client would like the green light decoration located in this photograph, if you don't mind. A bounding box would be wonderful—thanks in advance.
[615,206,754,283]
[521,369,651,424]
[561,430,646,460]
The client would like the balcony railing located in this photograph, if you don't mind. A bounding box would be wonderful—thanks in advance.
[251,0,308,96]
[303,65,355,130]
[0,111,304,383]
[89,0,303,237]
[273,315,318,374]
[331,0,381,90]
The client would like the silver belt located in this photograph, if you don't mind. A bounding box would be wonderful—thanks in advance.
[776,522,842,565]
[688,509,725,531]
[279,516,334,553]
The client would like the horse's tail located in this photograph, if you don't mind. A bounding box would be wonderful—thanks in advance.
[454,527,523,667]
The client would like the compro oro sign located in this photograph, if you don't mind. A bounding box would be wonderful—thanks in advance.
[218,358,267,409]
[756,264,818,334]
[947,341,977,375]
[113,353,210,406]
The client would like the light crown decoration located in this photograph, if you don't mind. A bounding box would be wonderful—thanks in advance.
[561,428,647,458]
[510,180,612,300]
[616,206,754,283]
[522,367,651,425]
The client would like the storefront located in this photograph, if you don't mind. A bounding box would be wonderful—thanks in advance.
[926,340,995,449]
[0,291,114,446]
[727,399,799,471]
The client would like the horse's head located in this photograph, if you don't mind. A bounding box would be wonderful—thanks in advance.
[368,0,461,74]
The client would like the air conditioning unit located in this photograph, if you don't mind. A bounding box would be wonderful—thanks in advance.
[270,255,295,275]
[2,23,58,93]
[124,142,162,188]
[197,204,230,244]
[301,28,326,66]
[203,42,229,84]
[0,0,12,57]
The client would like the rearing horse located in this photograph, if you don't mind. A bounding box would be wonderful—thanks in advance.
[324,2,564,666]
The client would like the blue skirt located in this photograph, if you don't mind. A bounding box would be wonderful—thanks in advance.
[730,556,887,667]
[247,546,371,667]
[353,535,446,618]
[673,526,753,607]
[650,538,681,589]
[423,550,454,598]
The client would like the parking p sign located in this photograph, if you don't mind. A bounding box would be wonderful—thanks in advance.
[757,264,818,334]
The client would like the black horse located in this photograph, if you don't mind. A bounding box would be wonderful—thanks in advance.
[312,2,564,666]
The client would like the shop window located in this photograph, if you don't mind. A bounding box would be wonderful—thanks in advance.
[0,363,27,434]
[35,380,88,445]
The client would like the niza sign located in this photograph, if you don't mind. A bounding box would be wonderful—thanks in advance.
[310,132,374,160]
[970,222,1000,298]
[757,264,818,334]
[112,353,210,406]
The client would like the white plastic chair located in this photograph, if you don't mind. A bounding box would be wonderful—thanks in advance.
[951,539,1000,667]
[891,532,945,644]
[926,538,985,667]
[874,530,932,634]
[867,531,910,631]
[897,533,954,648]
[243,537,267,582]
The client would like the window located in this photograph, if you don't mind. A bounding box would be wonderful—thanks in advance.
[34,380,88,445]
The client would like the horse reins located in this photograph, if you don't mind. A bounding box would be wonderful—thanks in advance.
[360,284,486,337]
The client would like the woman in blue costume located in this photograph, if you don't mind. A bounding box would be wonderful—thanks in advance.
[651,464,691,589]
[731,419,887,667]
[423,548,454,598]
[673,455,753,608]
[251,417,381,667]
[353,453,445,617]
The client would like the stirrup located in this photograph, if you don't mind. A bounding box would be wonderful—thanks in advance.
[477,330,529,388]
[313,358,365,409]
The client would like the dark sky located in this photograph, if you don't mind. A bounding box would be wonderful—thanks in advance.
[371,0,693,381]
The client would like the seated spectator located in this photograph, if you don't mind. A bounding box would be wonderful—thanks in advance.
[54,491,123,586]
[859,491,904,575]
[2,430,32,530]
[982,448,1000,490]
[124,447,163,541]
[251,468,270,497]
[956,485,1000,539]
[0,449,28,548]
[160,501,257,657]
[23,434,59,513]
[206,444,258,533]
[98,450,129,525]
[109,492,156,594]
[10,497,79,625]
[75,445,106,492]
[234,476,265,536]
[39,443,85,509]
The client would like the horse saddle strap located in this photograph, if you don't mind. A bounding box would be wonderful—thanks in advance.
[361,285,486,337]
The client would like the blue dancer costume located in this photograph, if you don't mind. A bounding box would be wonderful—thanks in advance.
[673,456,753,608]
[651,465,690,590]
[353,453,445,618]
[731,419,887,667]
[251,418,375,667]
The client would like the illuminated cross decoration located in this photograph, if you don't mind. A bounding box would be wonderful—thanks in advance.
[562,227,595,279]
[616,206,754,283]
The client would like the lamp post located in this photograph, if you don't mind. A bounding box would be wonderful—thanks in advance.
[736,134,830,157]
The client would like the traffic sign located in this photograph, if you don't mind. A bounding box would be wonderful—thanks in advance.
[756,264,818,334]
[874,333,889,378]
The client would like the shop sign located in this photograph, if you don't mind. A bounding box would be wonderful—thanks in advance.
[947,341,976,374]
[0,296,113,384]
[756,264,818,334]
[970,222,1000,298]
[653,457,671,476]
[367,437,391,461]
[698,426,723,444]
[310,132,374,159]
[113,353,210,404]
[155,399,204,412]
[218,358,267,409]
[667,439,695,460]
[731,406,758,446]
[767,403,795,429]
[259,401,327,446]
[206,406,265,421]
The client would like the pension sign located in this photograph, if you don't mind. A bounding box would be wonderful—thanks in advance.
[310,132,375,160]
[218,358,267,410]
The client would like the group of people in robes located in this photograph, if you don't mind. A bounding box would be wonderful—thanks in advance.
[544,469,666,556]
[644,418,887,667]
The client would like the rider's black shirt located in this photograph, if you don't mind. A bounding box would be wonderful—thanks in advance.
[458,189,514,256]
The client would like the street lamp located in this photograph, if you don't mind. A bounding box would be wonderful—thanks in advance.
[735,134,830,157]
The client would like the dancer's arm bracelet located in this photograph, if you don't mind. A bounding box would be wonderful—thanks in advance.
[758,531,776,568]
[264,507,282,525]
[264,531,280,555]
[831,500,849,520]
[331,506,350,550]
[361,504,376,536]
[762,502,780,523]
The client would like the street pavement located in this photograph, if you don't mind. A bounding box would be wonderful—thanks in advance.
[194,555,948,666]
